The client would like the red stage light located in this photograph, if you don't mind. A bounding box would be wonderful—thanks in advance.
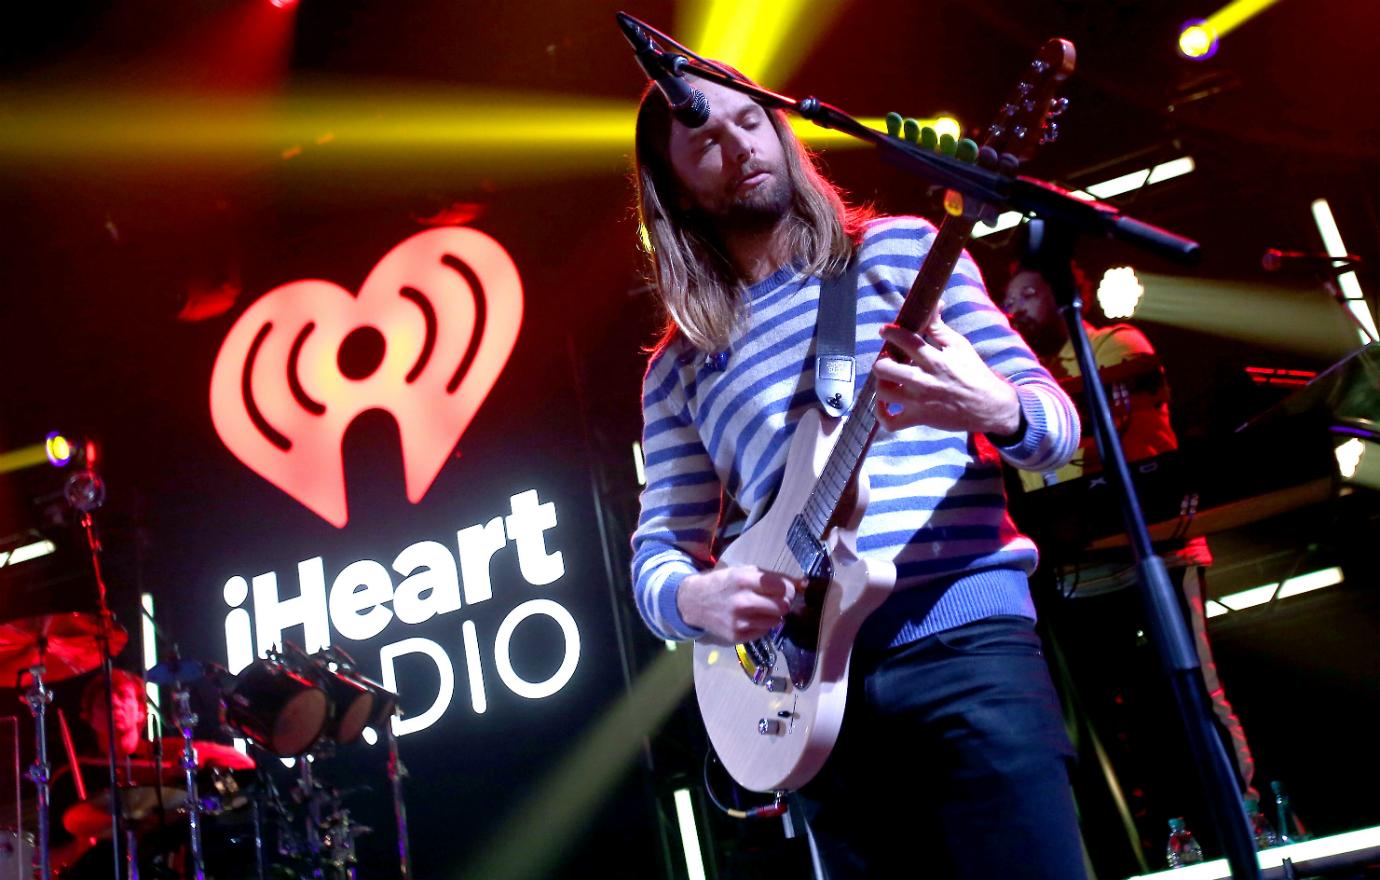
[269,0,297,9]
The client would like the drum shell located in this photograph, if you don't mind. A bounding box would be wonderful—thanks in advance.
[223,660,328,756]
[313,666,375,745]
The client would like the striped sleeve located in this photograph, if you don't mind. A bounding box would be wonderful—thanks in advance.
[941,246,1080,471]
[863,216,1079,472]
[629,343,718,641]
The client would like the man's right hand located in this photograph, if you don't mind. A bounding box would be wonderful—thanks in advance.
[676,565,798,644]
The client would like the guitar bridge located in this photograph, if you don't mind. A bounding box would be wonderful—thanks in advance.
[736,635,777,686]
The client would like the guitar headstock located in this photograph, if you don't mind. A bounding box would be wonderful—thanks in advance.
[984,38,1076,165]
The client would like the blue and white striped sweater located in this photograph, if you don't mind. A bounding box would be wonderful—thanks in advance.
[631,216,1080,644]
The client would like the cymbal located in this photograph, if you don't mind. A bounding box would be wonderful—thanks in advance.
[0,611,129,684]
[146,657,202,686]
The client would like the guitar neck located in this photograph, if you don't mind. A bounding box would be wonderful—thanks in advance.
[801,214,980,538]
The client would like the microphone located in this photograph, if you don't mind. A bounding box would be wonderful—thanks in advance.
[1261,248,1362,274]
[615,12,710,128]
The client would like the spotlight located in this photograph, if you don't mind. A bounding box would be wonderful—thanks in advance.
[933,116,961,142]
[45,432,73,467]
[1097,267,1144,319]
[1178,20,1219,60]
[269,0,297,8]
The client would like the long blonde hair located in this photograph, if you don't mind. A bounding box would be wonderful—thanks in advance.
[633,75,872,352]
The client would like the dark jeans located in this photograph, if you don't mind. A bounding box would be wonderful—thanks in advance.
[796,615,1087,879]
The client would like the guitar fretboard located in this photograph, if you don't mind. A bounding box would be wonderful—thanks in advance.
[800,214,980,540]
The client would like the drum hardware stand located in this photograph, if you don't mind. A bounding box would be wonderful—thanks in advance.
[385,719,412,880]
[125,825,139,880]
[20,654,53,880]
[296,750,328,879]
[170,684,207,880]
[6,715,24,880]
[250,784,266,880]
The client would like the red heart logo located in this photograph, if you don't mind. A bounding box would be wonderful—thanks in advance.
[210,227,523,527]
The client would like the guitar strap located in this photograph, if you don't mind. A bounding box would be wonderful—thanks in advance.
[815,253,861,417]
[712,255,861,555]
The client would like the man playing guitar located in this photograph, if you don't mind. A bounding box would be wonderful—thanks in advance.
[628,67,1088,876]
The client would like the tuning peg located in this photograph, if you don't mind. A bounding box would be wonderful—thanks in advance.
[1017,81,1033,97]
[987,123,1005,140]
[1012,124,1029,141]
[1049,97,1069,116]
[1041,121,1060,144]
[1031,60,1050,74]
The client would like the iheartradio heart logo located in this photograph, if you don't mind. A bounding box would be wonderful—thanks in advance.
[210,227,523,527]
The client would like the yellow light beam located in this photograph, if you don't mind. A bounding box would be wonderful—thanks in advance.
[1204,0,1285,40]
[1129,273,1363,359]
[455,647,693,880]
[680,0,851,85]
[4,87,940,164]
[0,443,51,475]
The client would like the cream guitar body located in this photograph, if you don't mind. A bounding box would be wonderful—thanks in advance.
[690,408,896,793]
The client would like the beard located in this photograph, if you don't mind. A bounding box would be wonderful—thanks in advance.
[704,171,794,234]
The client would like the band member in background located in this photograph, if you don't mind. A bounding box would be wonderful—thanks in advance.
[1002,258,1257,856]
[627,68,1087,877]
[52,668,252,877]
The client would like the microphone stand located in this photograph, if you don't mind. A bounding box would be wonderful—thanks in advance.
[67,462,128,880]
[613,13,1259,878]
[1027,219,1260,879]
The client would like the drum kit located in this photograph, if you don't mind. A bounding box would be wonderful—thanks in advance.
[1,612,407,880]
[1,448,408,879]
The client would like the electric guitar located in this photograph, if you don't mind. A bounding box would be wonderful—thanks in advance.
[691,39,1077,793]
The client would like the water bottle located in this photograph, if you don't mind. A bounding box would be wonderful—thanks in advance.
[1273,780,1313,845]
[1244,794,1278,849]
[1167,817,1204,868]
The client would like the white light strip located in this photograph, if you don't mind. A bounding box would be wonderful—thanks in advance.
[673,788,708,880]
[1310,198,1377,344]
[4,540,56,566]
[632,441,647,486]
[1216,583,1281,612]
[1204,567,1343,618]
[140,593,160,740]
[973,210,1025,237]
[1127,823,1380,879]
[1147,156,1197,184]
[1276,566,1344,598]
[973,157,1196,238]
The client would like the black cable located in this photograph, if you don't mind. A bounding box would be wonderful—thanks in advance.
[701,749,786,820]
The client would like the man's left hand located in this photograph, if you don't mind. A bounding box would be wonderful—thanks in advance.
[872,318,1021,436]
